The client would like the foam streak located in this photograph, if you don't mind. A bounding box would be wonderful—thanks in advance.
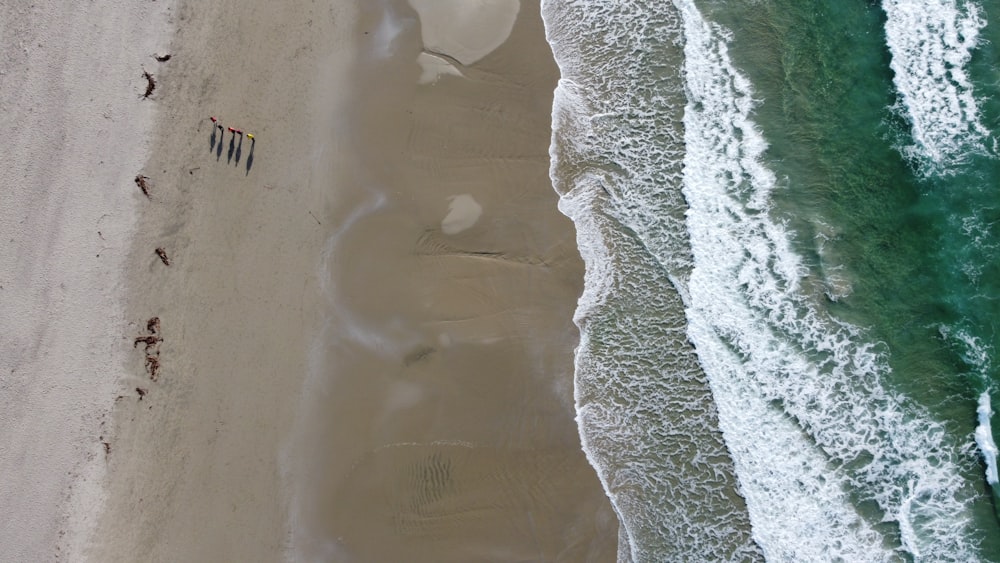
[976,392,999,485]
[677,0,979,558]
[882,0,990,172]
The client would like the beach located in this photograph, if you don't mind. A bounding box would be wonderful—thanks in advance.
[293,1,618,559]
[3,0,616,560]
[0,1,174,559]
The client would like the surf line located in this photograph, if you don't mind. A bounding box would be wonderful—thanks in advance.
[881,0,991,172]
[675,0,980,558]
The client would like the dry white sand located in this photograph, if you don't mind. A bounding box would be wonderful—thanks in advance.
[0,1,175,560]
[84,1,358,561]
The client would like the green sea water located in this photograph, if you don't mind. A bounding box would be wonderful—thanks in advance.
[545,0,1000,558]
[701,0,1000,555]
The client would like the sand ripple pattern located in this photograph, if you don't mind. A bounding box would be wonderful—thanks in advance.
[324,443,608,562]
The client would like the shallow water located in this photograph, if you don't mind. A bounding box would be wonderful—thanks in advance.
[544,0,1000,559]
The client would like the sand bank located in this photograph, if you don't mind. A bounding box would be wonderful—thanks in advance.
[0,1,174,560]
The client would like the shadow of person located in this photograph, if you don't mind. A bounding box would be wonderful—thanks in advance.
[216,126,224,161]
[227,131,236,164]
[234,134,243,164]
[210,126,218,152]
[245,138,255,176]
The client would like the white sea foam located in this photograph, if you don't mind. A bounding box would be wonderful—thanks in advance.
[882,0,991,172]
[544,2,761,560]
[937,326,998,487]
[546,0,986,558]
[976,392,999,485]
[687,318,887,560]
[551,82,762,563]
[941,325,992,378]
[677,0,980,559]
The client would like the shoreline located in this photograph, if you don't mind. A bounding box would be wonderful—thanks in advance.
[0,1,177,560]
[541,0,764,559]
[290,1,618,559]
[3,0,617,559]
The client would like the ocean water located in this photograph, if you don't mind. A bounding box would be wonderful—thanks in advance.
[542,0,1000,560]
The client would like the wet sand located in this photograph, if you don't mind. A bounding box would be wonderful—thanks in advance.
[81,0,616,560]
[294,1,618,560]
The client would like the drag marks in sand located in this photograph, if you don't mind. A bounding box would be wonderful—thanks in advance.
[323,443,606,561]
[415,228,547,267]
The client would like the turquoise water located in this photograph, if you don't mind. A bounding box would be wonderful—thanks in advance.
[544,0,1000,559]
